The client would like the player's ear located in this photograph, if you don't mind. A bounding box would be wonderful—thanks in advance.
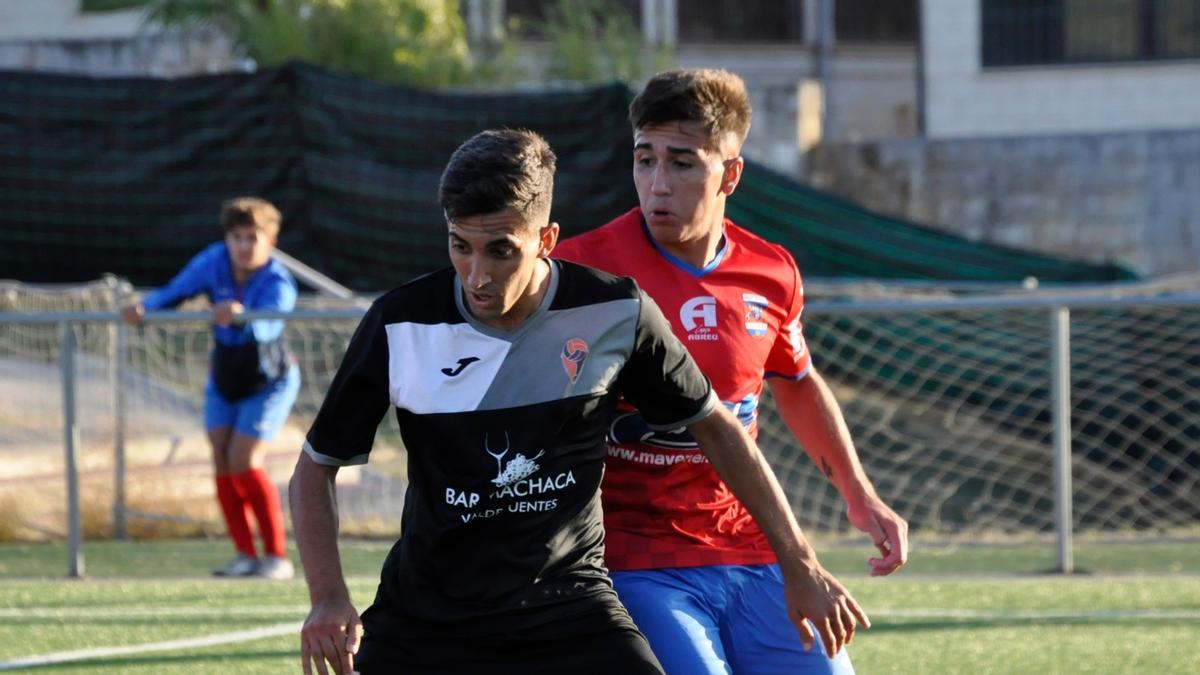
[721,156,744,196]
[539,222,560,258]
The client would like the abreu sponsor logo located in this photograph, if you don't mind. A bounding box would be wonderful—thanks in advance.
[680,295,719,341]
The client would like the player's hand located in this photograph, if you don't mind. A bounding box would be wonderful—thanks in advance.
[780,559,869,657]
[846,494,909,576]
[300,598,363,675]
[211,300,244,327]
[120,303,144,327]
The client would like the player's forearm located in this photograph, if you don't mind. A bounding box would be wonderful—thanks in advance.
[289,454,351,606]
[689,407,819,567]
[770,370,877,504]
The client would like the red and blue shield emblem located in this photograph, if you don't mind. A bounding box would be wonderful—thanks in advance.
[561,338,589,383]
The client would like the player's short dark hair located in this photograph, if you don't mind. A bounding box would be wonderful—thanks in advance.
[219,197,281,237]
[629,69,752,149]
[439,129,556,227]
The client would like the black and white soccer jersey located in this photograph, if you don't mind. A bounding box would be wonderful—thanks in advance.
[304,260,717,634]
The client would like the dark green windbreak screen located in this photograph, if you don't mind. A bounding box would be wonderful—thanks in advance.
[0,63,636,289]
[0,63,1131,289]
[730,161,1136,281]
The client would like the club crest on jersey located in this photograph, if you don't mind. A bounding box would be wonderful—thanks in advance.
[561,337,589,383]
[742,293,769,337]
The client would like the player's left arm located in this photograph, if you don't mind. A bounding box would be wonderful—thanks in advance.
[769,369,909,576]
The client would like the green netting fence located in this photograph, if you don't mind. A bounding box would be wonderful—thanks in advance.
[1,62,1131,289]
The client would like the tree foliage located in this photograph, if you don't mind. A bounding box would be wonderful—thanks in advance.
[146,0,475,87]
[140,0,667,87]
[535,0,647,84]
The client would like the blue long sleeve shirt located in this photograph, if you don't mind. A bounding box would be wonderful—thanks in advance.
[142,242,297,345]
[143,242,298,399]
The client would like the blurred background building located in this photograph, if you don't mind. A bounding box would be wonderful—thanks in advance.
[0,0,236,76]
[809,0,1200,276]
[2,0,1198,276]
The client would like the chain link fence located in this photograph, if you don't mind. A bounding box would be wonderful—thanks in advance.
[3,276,1199,566]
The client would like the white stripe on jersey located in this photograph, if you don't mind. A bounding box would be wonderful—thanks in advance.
[385,321,511,414]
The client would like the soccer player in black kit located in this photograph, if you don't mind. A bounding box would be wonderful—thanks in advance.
[290,129,867,675]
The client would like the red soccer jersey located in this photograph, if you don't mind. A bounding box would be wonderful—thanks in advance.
[554,207,812,570]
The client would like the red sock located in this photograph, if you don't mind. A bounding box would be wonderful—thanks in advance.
[215,474,257,558]
[233,468,287,558]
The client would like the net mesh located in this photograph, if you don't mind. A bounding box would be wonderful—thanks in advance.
[2,277,1198,542]
[0,281,403,539]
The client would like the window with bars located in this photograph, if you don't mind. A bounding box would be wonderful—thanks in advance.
[836,0,918,42]
[676,0,805,42]
[505,0,916,45]
[982,0,1200,67]
[504,0,642,37]
[80,0,149,11]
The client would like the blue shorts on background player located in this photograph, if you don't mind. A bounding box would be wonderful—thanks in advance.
[121,197,299,580]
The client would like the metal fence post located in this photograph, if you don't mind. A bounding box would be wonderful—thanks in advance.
[113,316,128,540]
[1050,307,1074,573]
[60,322,85,578]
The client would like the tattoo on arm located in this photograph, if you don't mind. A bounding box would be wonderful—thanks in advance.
[821,458,834,481]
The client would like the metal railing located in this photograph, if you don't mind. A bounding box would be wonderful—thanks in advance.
[6,289,1200,576]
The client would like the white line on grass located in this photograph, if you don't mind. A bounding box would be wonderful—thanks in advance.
[0,622,300,671]
[875,608,1200,620]
[2,607,1196,670]
[0,605,310,619]
[4,605,1198,623]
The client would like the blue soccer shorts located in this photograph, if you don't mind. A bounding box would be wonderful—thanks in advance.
[204,363,300,440]
[612,563,856,675]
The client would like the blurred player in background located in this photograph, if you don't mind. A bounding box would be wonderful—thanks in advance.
[122,197,299,580]
[554,69,909,674]
[290,129,866,675]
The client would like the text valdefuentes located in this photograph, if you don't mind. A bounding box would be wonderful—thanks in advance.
[446,470,577,522]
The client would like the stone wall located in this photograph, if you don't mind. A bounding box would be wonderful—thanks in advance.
[804,130,1200,276]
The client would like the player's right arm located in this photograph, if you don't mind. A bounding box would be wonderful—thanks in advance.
[290,453,361,675]
[292,296,393,674]
[121,244,220,325]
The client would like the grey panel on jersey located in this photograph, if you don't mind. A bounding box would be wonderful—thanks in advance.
[474,299,639,410]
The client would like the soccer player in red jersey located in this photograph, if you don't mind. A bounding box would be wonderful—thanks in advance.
[555,69,909,674]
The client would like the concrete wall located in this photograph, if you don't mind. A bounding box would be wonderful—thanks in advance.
[0,31,237,77]
[0,0,143,41]
[804,130,1200,276]
[922,0,1200,140]
[0,0,237,76]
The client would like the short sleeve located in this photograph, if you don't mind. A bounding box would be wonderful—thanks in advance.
[304,299,392,466]
[764,253,813,380]
[616,289,718,429]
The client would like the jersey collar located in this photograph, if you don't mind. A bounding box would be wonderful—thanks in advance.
[639,216,729,278]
